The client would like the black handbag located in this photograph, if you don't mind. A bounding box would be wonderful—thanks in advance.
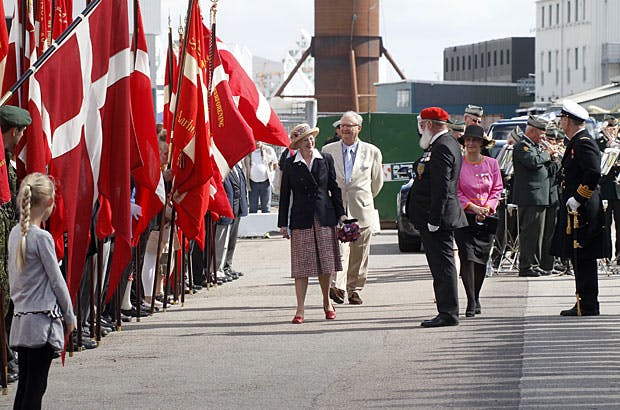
[465,213,499,235]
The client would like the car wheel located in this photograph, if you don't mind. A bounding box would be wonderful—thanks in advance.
[398,231,421,252]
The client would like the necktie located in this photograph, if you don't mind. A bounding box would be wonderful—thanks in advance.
[345,147,353,185]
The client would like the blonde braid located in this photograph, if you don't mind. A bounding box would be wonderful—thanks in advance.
[15,184,31,272]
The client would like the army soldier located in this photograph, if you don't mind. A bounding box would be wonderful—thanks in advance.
[464,104,484,127]
[512,115,552,277]
[447,120,465,139]
[0,105,32,383]
[552,100,610,316]
[597,115,620,263]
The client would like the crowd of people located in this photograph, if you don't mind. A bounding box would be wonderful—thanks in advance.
[0,99,618,406]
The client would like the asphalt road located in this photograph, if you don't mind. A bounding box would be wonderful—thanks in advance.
[2,231,620,409]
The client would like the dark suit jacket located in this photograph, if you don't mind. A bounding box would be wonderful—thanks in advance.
[408,132,467,231]
[219,165,248,225]
[512,136,551,206]
[278,152,345,229]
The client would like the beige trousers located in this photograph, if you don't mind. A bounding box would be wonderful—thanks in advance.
[331,227,372,294]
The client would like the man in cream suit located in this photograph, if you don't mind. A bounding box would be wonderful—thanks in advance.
[322,111,384,305]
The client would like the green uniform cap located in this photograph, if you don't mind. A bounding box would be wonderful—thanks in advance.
[0,105,32,128]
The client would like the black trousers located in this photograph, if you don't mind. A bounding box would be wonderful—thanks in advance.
[420,229,459,322]
[604,198,620,258]
[573,253,599,312]
[13,344,54,410]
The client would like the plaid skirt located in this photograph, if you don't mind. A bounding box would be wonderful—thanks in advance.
[290,218,342,278]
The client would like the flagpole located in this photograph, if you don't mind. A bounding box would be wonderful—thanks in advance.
[0,0,102,107]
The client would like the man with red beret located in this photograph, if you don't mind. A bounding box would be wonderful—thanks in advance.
[408,107,468,327]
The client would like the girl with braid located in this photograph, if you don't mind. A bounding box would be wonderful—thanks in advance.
[8,173,76,410]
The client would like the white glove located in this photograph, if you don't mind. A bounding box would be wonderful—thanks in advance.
[427,223,439,232]
[130,203,143,220]
[566,197,580,212]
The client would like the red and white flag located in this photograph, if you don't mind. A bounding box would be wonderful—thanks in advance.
[130,0,164,245]
[171,1,211,245]
[0,1,10,204]
[25,0,132,301]
[163,32,178,142]
[203,25,289,148]
[52,0,72,40]
[208,34,255,179]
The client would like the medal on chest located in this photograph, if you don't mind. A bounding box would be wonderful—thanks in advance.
[417,151,431,178]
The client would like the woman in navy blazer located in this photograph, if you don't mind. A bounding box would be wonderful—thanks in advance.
[278,124,346,324]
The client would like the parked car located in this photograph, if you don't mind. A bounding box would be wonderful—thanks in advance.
[486,117,528,157]
[396,169,421,252]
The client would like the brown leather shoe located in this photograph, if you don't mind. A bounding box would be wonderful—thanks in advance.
[329,288,345,304]
[348,291,363,305]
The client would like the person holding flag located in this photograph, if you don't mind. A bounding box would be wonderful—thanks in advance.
[0,105,31,385]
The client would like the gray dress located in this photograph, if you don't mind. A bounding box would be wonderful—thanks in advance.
[8,225,76,352]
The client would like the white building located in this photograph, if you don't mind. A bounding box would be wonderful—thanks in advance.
[535,0,620,102]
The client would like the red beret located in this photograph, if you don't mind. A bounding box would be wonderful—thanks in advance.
[420,107,449,122]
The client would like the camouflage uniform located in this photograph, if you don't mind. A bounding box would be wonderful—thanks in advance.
[0,156,18,308]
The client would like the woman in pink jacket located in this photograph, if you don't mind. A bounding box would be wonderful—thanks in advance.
[455,125,503,317]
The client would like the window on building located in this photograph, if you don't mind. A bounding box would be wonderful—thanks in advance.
[487,51,491,66]
[548,51,552,72]
[474,54,478,69]
[500,50,504,65]
[556,3,560,24]
[396,89,410,108]
[541,6,545,28]
[456,56,460,71]
[582,0,586,19]
[506,49,510,64]
[468,55,471,70]
[451,57,454,72]
[549,5,553,26]
[575,47,579,69]
[494,50,497,66]
[445,58,448,73]
[575,0,578,20]
[540,51,544,78]
[555,50,560,84]
[567,1,571,22]
[481,53,484,68]
[462,56,465,71]
[582,46,587,81]
[567,48,571,83]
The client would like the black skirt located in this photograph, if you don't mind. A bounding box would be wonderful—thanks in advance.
[455,226,494,265]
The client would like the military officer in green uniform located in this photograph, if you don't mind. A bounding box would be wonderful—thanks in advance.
[552,100,610,316]
[0,105,31,383]
[512,115,552,277]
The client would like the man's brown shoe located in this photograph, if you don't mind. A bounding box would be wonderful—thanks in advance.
[329,288,345,304]
[348,292,363,305]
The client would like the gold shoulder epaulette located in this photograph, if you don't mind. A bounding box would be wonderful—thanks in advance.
[579,136,590,141]
[577,184,593,199]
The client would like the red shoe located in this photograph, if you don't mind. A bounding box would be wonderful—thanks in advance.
[291,316,304,324]
[324,306,336,320]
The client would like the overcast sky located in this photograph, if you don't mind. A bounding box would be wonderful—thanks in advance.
[161,0,538,81]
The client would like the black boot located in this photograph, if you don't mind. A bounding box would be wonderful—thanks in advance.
[461,262,476,317]
[474,263,486,315]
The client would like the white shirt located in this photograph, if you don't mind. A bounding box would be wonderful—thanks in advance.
[249,149,269,182]
[294,149,323,170]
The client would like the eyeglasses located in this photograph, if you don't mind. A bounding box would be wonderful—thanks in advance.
[466,116,482,124]
[340,124,359,129]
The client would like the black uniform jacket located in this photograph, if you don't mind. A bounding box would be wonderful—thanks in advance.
[551,129,610,257]
[278,152,345,230]
[407,132,467,231]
